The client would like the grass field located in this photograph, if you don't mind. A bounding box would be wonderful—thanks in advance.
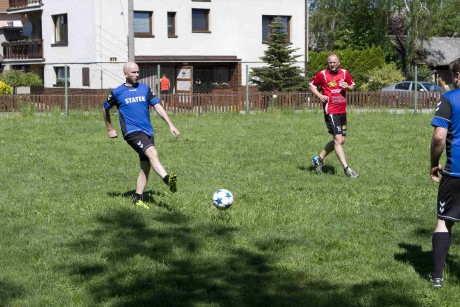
[1,108,459,306]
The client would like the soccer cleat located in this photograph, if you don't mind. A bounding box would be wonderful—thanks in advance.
[429,273,443,288]
[168,173,177,193]
[344,166,359,178]
[133,199,150,209]
[312,156,323,173]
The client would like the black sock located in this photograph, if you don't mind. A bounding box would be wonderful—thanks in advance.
[133,193,142,202]
[163,175,169,185]
[432,232,451,278]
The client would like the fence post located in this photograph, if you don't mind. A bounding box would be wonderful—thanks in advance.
[65,65,69,116]
[414,64,418,114]
[157,64,161,100]
[246,65,249,114]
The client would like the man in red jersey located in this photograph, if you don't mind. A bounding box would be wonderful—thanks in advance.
[309,54,358,178]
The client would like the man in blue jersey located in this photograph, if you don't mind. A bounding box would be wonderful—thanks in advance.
[102,62,180,209]
[429,60,460,288]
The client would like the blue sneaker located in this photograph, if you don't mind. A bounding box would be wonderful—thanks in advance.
[312,156,323,173]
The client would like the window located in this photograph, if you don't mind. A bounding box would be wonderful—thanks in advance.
[82,67,90,86]
[168,12,177,37]
[262,15,291,43]
[54,66,69,87]
[52,14,68,45]
[192,9,210,32]
[134,11,153,37]
[395,82,410,90]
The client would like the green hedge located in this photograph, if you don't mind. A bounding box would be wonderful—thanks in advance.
[307,46,386,90]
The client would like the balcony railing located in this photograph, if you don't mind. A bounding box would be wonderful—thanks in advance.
[8,0,42,9]
[2,39,43,60]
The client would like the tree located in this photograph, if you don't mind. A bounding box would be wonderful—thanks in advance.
[250,17,308,92]
[309,0,394,55]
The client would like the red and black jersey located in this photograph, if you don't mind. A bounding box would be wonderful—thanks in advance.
[309,68,355,114]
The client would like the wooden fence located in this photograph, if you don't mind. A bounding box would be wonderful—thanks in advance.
[0,90,441,114]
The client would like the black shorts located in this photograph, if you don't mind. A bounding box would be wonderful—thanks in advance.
[125,131,154,161]
[325,113,347,136]
[437,175,460,221]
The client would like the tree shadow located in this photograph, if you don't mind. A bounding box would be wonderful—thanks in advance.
[108,189,172,211]
[0,278,25,306]
[60,208,422,306]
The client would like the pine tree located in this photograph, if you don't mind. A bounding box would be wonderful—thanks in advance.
[250,17,308,92]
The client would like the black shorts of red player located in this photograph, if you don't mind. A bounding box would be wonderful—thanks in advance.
[325,113,347,136]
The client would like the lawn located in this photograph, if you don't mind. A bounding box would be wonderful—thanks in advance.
[0,108,457,306]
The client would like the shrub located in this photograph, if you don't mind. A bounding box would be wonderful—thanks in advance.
[360,62,404,91]
[0,80,13,94]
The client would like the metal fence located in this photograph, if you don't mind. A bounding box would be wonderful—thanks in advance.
[0,90,441,114]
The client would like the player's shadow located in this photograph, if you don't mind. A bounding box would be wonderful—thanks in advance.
[300,164,337,175]
[108,189,172,211]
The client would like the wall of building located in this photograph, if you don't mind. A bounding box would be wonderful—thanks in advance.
[20,0,305,89]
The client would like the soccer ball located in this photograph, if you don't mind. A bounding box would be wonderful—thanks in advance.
[212,189,234,210]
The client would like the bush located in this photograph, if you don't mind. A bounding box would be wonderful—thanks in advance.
[360,62,404,91]
[0,70,43,93]
[0,80,13,94]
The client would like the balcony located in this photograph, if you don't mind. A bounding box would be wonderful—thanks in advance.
[2,39,43,60]
[8,0,42,10]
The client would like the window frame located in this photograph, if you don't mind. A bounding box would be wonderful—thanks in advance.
[262,15,291,44]
[192,8,210,33]
[134,11,154,38]
[52,13,68,46]
[167,12,177,38]
[54,66,69,87]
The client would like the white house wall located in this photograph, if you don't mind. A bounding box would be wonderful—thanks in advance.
[37,0,305,89]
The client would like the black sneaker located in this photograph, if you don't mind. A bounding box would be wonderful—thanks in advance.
[429,273,443,288]
[312,156,323,173]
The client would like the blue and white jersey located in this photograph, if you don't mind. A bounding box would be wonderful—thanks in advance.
[431,88,460,177]
[103,83,160,138]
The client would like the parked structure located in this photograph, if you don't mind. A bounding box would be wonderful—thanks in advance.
[2,0,306,92]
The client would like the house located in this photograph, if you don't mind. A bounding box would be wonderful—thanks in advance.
[2,0,306,93]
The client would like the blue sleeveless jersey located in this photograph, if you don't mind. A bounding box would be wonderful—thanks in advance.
[431,88,460,177]
[103,83,160,138]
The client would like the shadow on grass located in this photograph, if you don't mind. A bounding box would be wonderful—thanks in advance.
[109,189,172,211]
[0,278,24,306]
[61,209,420,306]
[300,164,337,175]
[395,241,460,285]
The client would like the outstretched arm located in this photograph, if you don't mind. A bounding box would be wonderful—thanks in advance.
[102,107,118,138]
[154,103,180,137]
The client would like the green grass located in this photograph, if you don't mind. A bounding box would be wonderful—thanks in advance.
[0,108,457,306]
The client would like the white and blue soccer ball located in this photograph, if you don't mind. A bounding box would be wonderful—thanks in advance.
[212,189,234,210]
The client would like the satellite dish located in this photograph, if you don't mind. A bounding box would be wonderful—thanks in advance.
[23,21,32,37]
